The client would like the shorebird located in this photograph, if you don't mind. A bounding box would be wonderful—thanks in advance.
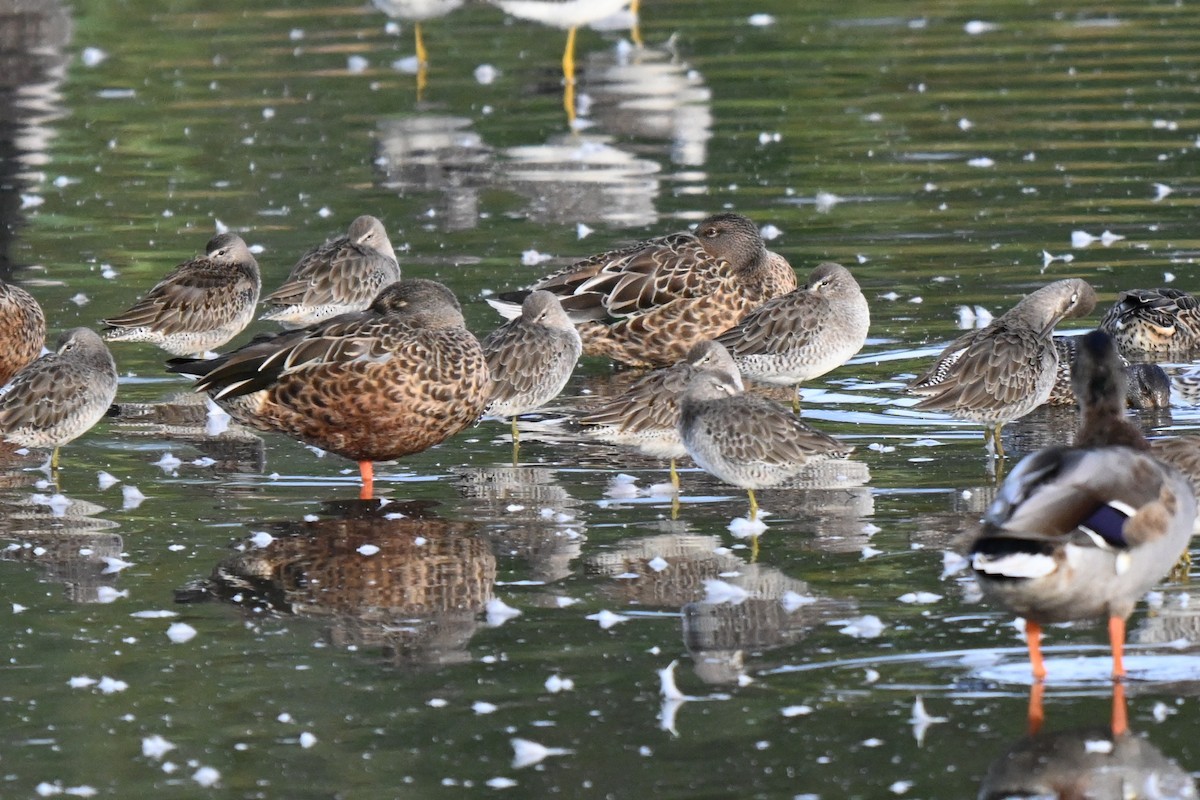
[716,262,869,411]
[169,279,489,500]
[907,278,1096,456]
[0,328,118,472]
[260,215,400,329]
[492,212,795,368]
[102,232,261,357]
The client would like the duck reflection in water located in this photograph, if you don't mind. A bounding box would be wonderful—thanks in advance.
[176,502,496,667]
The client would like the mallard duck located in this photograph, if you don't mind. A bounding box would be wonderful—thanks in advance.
[678,370,851,521]
[103,232,260,357]
[1099,287,1200,359]
[0,278,45,386]
[492,212,795,368]
[260,215,400,328]
[168,279,489,499]
[908,278,1096,456]
[481,290,582,447]
[0,328,118,471]
[715,262,869,411]
[579,339,742,490]
[966,329,1195,682]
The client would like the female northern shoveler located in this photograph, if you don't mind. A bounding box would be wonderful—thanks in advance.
[169,279,489,499]
[1099,286,1200,359]
[260,215,401,328]
[102,232,261,357]
[0,277,45,386]
[492,212,795,368]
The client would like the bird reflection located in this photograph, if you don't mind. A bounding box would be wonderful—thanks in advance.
[372,0,465,98]
[374,115,495,232]
[176,505,496,667]
[106,393,266,474]
[589,529,851,685]
[0,493,123,604]
[979,707,1197,798]
[456,465,584,585]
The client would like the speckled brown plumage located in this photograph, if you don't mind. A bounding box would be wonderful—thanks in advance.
[494,213,796,367]
[966,330,1195,683]
[1099,287,1200,359]
[908,278,1097,453]
[261,215,400,328]
[1046,336,1171,410]
[103,232,261,356]
[169,279,489,498]
[0,327,118,470]
[0,278,45,386]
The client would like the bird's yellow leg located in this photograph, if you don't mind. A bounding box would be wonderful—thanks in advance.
[415,22,428,66]
[993,424,1005,458]
[50,446,60,472]
[669,458,680,491]
[562,26,577,85]
[747,488,758,521]
[630,0,643,48]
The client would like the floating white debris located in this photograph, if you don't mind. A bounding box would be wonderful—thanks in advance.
[1071,230,1096,248]
[1164,272,1176,283]
[1153,182,1174,202]
[191,457,216,467]
[941,551,969,578]
[759,224,782,240]
[69,676,98,688]
[658,660,687,701]
[890,780,913,795]
[728,514,768,538]
[487,777,517,789]
[966,157,995,168]
[142,734,176,759]
[1084,738,1114,754]
[957,117,973,131]
[814,191,842,213]
[154,452,182,473]
[898,592,942,604]
[35,783,97,797]
[586,609,629,629]
[316,206,332,219]
[781,704,814,717]
[485,597,522,626]
[909,696,947,746]
[474,64,499,84]
[703,578,749,605]
[747,13,776,26]
[95,587,129,604]
[511,737,572,769]
[520,249,552,266]
[248,531,274,548]
[473,701,498,715]
[861,545,882,559]
[347,55,369,73]
[277,712,294,724]
[964,20,999,34]
[605,473,641,499]
[757,131,781,145]
[647,556,669,573]
[299,731,317,749]
[122,485,146,509]
[392,55,421,73]
[166,622,197,643]
[12,603,25,613]
[70,293,89,306]
[101,263,118,279]
[356,544,381,556]
[97,676,128,694]
[1153,701,1173,722]
[1100,230,1125,246]
[130,610,177,619]
[835,614,886,638]
[554,596,579,608]
[544,674,574,693]
[303,514,319,522]
[576,223,593,240]
[21,193,45,209]
[646,482,676,498]
[781,591,817,612]
[192,766,220,788]
[879,291,899,301]
[81,46,108,67]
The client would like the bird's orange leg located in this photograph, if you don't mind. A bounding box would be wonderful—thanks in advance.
[359,460,375,500]
[1109,615,1126,679]
[1026,619,1047,680]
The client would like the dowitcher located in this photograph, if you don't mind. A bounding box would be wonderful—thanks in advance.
[102,232,261,357]
[966,330,1194,706]
[678,370,851,522]
[579,339,742,490]
[715,262,868,411]
[493,212,795,368]
[907,278,1096,456]
[1046,335,1170,410]
[260,215,400,329]
[169,279,489,499]
[482,290,582,448]
[0,328,118,471]
[0,277,46,386]
[1099,287,1200,359]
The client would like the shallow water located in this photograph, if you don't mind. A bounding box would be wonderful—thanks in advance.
[3,0,1200,796]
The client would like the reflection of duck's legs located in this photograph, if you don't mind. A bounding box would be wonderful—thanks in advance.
[1027,680,1045,735]
[359,460,375,500]
[1111,681,1128,736]
[1025,619,1047,680]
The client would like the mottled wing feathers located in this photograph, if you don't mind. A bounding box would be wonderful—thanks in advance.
[579,362,695,435]
[264,239,399,310]
[911,326,1053,414]
[716,292,820,356]
[0,353,97,432]
[104,259,258,336]
[483,321,576,405]
[701,396,850,468]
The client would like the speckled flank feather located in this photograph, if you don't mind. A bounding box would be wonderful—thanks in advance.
[908,278,1097,427]
[0,278,46,387]
[103,232,261,356]
[1045,336,1171,410]
[498,213,796,368]
[0,328,117,452]
[716,262,869,385]
[169,279,489,466]
[580,340,742,460]
[679,371,851,491]
[965,330,1194,678]
[1099,287,1200,358]
[482,291,581,418]
[261,215,400,328]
